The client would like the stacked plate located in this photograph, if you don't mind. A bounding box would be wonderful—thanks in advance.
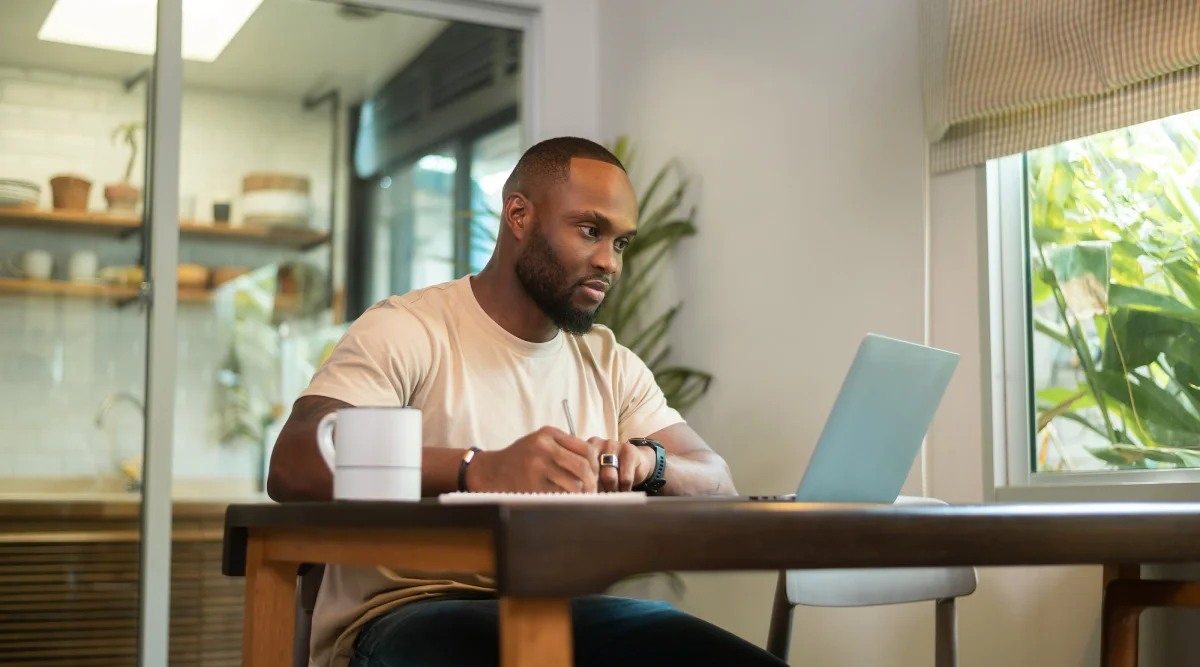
[241,173,311,228]
[0,179,40,208]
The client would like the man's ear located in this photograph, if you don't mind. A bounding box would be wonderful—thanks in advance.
[503,192,532,241]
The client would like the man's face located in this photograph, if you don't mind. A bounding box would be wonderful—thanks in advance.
[514,159,638,335]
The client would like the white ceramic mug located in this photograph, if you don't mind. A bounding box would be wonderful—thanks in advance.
[67,250,98,282]
[6,250,52,280]
[316,407,422,501]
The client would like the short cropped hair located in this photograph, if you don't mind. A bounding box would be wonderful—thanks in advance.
[502,136,626,200]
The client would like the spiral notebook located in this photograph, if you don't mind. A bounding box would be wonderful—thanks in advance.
[438,491,647,505]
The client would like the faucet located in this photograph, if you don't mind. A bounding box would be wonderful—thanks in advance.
[95,391,145,427]
[94,392,146,492]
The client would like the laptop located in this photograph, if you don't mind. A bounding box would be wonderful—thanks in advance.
[753,333,959,503]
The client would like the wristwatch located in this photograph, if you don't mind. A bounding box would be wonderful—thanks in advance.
[630,438,666,495]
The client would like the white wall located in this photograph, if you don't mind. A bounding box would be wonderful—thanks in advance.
[592,1,1120,666]
[927,166,1110,667]
[596,0,929,663]
[0,68,332,484]
[535,0,600,141]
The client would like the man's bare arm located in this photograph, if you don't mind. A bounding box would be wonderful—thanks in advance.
[647,422,737,496]
[266,395,475,502]
[266,395,347,502]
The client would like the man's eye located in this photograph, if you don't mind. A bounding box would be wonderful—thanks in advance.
[581,225,599,238]
[615,238,630,252]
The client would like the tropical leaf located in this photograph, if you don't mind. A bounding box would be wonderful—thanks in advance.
[1047,241,1111,318]
[625,218,696,263]
[1093,370,1200,446]
[638,164,671,220]
[1110,284,1200,325]
[1102,309,1187,371]
[627,305,679,362]
[598,135,712,412]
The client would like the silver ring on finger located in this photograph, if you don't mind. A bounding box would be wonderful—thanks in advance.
[599,453,619,469]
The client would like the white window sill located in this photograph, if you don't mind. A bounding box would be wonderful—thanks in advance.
[996,482,1200,503]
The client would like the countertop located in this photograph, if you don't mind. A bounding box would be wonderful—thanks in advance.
[0,491,273,520]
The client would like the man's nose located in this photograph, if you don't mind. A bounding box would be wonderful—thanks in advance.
[592,244,619,275]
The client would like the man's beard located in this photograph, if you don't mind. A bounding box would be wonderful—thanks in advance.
[514,225,606,336]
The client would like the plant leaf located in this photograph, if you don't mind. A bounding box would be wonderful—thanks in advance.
[1047,241,1111,317]
[640,181,689,234]
[626,219,696,263]
[638,164,671,220]
[1036,390,1088,433]
[1093,370,1200,446]
[628,305,679,361]
[1110,284,1200,325]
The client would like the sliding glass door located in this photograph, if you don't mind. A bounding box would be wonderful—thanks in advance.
[0,1,172,664]
[0,1,535,664]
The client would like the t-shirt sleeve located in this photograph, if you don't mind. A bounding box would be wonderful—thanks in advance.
[616,344,685,440]
[300,302,432,407]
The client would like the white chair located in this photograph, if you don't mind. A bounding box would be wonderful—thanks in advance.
[766,496,978,666]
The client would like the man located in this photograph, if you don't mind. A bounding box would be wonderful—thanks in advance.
[268,137,786,667]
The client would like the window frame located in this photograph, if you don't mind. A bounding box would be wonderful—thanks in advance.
[987,153,1200,501]
[348,109,518,315]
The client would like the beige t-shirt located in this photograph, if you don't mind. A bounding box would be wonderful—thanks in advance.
[299,276,684,667]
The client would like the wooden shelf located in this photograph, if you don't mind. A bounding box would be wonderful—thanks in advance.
[0,207,330,250]
[0,278,211,304]
[0,278,137,300]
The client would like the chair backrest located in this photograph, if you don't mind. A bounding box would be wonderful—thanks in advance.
[785,496,978,607]
[294,564,325,667]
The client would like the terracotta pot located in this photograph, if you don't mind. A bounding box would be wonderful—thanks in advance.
[211,266,249,287]
[104,182,141,213]
[50,175,92,212]
[177,264,210,289]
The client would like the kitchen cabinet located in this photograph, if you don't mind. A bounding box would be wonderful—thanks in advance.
[0,500,249,667]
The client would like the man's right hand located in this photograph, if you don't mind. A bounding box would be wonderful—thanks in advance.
[467,426,599,493]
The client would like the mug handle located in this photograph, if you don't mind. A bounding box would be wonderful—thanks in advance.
[316,412,338,473]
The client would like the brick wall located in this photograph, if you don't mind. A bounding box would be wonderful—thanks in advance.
[0,66,335,484]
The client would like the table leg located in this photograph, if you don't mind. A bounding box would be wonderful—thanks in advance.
[242,535,298,667]
[499,597,573,667]
[1101,564,1141,667]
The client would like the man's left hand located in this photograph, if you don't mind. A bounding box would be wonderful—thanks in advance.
[588,438,654,492]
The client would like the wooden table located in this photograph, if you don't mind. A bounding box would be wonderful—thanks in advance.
[222,499,1200,667]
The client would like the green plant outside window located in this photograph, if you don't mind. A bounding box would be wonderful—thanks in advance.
[1029,111,1200,471]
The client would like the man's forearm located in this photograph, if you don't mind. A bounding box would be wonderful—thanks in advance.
[267,395,472,502]
[270,442,471,501]
[661,451,737,496]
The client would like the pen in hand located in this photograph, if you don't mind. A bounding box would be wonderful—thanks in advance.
[562,398,577,437]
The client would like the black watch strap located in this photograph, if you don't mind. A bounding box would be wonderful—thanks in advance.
[630,439,666,495]
[458,447,482,492]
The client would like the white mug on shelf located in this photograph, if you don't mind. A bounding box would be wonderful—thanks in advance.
[67,250,99,282]
[5,250,53,281]
[316,406,423,501]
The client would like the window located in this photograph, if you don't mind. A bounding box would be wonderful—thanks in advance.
[468,123,521,273]
[993,110,1200,488]
[344,21,523,318]
[358,119,519,308]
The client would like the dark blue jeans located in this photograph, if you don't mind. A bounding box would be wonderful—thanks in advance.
[349,595,788,667]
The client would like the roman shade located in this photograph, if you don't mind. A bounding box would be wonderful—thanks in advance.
[923,0,1200,173]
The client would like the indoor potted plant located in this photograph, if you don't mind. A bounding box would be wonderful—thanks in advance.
[105,121,143,213]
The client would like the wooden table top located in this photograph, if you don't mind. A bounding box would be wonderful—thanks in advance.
[223,499,1200,597]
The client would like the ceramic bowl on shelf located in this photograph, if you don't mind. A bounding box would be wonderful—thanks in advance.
[0,179,40,209]
[241,172,312,228]
[242,173,310,194]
